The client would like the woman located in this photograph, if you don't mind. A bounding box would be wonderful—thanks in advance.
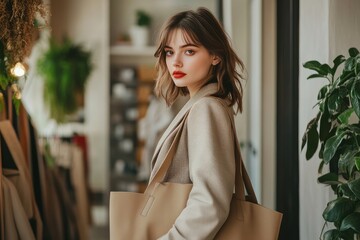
[151,7,245,239]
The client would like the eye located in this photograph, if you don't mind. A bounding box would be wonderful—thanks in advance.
[185,49,195,55]
[164,49,173,56]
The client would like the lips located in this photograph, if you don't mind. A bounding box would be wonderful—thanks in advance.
[172,71,187,79]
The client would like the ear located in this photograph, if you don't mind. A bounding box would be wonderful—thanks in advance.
[212,56,221,66]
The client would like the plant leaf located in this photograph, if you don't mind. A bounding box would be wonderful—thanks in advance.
[348,178,360,200]
[323,229,341,240]
[319,142,325,159]
[303,60,327,75]
[323,132,347,164]
[340,229,358,240]
[323,197,355,222]
[344,57,355,72]
[339,71,355,86]
[349,47,360,58]
[318,85,329,100]
[340,212,360,232]
[355,157,360,171]
[0,74,9,90]
[350,80,360,118]
[318,172,341,185]
[321,64,333,76]
[328,89,341,114]
[305,120,319,160]
[347,125,360,134]
[338,150,357,174]
[337,108,354,124]
[355,56,360,75]
[301,131,307,151]
[318,159,325,173]
[307,73,326,80]
[320,110,332,141]
[339,184,357,199]
[332,55,346,76]
[302,115,319,151]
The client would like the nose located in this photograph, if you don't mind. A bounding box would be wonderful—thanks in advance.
[172,54,182,68]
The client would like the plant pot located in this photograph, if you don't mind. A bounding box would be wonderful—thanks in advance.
[75,90,84,108]
[129,25,149,47]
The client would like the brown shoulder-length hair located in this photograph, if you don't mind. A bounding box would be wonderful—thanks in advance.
[154,7,245,113]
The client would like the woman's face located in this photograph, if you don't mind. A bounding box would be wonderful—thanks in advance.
[164,29,219,96]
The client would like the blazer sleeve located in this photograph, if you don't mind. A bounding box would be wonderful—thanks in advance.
[158,98,236,240]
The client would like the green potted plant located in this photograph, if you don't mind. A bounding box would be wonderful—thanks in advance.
[129,10,152,47]
[37,38,92,123]
[302,47,360,239]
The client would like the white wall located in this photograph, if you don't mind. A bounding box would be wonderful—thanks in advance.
[329,0,360,60]
[299,0,331,238]
[246,0,263,201]
[299,0,360,239]
[50,0,110,192]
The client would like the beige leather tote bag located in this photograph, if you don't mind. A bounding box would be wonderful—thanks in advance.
[110,111,282,240]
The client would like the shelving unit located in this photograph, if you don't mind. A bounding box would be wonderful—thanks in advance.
[109,45,156,193]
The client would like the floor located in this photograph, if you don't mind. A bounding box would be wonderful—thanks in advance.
[89,205,109,240]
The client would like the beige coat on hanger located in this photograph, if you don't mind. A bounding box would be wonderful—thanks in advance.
[150,83,237,240]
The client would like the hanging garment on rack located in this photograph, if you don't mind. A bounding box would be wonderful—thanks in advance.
[0,120,43,239]
[53,166,80,240]
[2,176,36,240]
[71,145,89,240]
[44,138,87,240]
[18,104,31,167]
[42,166,65,240]
[72,134,92,226]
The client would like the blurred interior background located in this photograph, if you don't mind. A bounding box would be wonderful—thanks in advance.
[1,0,360,239]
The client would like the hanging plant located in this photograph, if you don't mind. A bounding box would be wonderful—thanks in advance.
[0,0,48,112]
[302,47,360,239]
[37,38,92,123]
[0,0,47,66]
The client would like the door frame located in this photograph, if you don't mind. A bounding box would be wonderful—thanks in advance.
[276,0,300,239]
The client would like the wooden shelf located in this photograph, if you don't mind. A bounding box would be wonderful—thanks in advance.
[110,45,157,56]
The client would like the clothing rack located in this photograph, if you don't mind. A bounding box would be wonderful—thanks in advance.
[0,85,91,240]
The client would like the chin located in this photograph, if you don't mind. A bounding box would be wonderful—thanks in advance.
[172,79,187,88]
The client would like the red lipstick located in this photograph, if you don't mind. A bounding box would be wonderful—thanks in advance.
[173,71,186,79]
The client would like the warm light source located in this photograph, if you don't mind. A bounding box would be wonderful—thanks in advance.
[10,62,26,77]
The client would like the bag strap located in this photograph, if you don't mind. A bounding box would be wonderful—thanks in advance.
[231,118,257,203]
[212,97,258,203]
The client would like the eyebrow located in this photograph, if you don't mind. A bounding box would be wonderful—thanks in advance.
[164,43,199,49]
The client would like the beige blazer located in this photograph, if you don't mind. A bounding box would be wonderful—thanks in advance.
[150,83,236,240]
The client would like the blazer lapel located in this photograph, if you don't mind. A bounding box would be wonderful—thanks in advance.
[150,83,218,168]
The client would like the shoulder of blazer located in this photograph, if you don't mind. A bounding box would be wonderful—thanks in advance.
[189,96,235,119]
